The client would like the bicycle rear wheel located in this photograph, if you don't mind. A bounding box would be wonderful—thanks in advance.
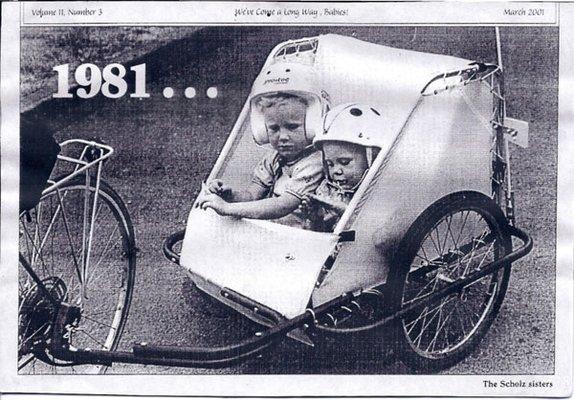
[18,175,136,374]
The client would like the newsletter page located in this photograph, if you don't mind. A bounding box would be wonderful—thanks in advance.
[1,1,572,397]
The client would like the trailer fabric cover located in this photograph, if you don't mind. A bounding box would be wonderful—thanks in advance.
[180,208,338,318]
[312,82,494,306]
[314,34,471,135]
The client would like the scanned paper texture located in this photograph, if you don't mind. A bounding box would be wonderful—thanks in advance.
[1,1,572,397]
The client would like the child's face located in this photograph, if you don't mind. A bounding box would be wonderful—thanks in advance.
[322,141,369,190]
[263,99,308,161]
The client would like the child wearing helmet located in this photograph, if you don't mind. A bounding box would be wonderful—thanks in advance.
[197,91,324,228]
[305,103,384,232]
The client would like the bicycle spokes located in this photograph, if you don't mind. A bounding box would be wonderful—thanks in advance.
[19,173,135,374]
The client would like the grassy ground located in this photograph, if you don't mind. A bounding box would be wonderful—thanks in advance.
[20,26,557,375]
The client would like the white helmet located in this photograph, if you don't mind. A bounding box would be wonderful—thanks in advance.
[249,61,327,146]
[314,103,390,165]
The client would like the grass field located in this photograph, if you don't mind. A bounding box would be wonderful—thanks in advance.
[20,26,558,375]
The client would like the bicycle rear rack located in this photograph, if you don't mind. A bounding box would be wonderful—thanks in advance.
[43,139,114,196]
[47,224,532,369]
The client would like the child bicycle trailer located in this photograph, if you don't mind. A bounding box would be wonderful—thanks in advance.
[37,33,532,373]
[163,34,532,371]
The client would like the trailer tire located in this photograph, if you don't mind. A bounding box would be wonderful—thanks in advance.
[385,192,511,373]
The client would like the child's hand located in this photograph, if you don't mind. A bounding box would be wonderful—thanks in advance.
[207,179,232,199]
[308,193,347,215]
[197,192,231,216]
[298,195,315,216]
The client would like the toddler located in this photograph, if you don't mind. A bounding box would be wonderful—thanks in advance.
[197,93,323,228]
[306,103,385,232]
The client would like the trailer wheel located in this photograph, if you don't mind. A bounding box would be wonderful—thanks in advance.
[386,192,511,373]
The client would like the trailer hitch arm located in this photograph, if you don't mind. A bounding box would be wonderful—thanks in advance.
[132,292,349,360]
[50,293,353,368]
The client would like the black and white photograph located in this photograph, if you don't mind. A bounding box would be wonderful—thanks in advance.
[1,1,572,397]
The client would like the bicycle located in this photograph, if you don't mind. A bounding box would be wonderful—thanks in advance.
[18,139,136,374]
